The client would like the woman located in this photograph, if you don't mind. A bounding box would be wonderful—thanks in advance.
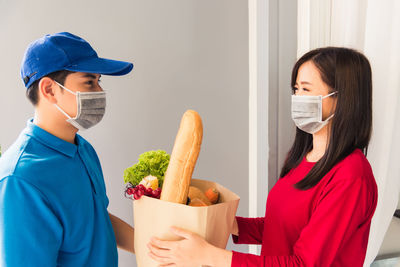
[148,47,378,267]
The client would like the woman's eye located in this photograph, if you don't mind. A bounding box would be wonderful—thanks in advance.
[303,88,310,92]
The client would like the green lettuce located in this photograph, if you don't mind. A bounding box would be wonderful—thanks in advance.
[123,150,170,187]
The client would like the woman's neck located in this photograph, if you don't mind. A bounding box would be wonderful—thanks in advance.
[307,125,329,162]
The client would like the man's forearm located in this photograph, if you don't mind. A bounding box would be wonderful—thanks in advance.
[109,213,135,254]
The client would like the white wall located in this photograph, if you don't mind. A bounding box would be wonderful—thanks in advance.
[0,1,249,266]
[246,0,298,256]
[268,0,298,191]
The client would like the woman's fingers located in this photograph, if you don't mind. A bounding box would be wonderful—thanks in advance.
[148,251,173,264]
[170,226,193,240]
[147,242,171,258]
[150,237,176,249]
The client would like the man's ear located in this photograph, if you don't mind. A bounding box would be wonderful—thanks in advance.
[38,77,58,104]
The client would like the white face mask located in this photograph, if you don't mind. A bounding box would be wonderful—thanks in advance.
[54,81,106,131]
[291,91,337,134]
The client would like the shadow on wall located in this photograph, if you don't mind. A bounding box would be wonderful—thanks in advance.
[373,213,400,265]
[371,257,400,267]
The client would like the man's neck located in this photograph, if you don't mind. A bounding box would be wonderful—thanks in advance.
[33,111,78,144]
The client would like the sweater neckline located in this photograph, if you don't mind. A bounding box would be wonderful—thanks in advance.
[301,155,317,167]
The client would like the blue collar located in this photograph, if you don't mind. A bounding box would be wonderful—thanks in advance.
[24,119,79,158]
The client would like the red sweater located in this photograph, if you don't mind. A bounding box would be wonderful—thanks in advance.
[231,149,378,267]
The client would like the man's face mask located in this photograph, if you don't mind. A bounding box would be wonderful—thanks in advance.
[54,81,106,131]
[291,91,337,134]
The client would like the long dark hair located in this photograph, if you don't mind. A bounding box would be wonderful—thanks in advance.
[279,47,373,190]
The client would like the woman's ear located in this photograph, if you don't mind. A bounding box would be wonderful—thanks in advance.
[38,77,58,104]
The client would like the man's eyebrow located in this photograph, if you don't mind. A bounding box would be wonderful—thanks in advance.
[81,73,101,79]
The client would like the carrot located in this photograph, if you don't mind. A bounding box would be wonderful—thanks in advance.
[188,186,211,206]
[205,188,219,204]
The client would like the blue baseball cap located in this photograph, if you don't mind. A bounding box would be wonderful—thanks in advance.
[21,32,134,88]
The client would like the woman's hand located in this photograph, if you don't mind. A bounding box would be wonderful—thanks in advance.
[147,226,232,267]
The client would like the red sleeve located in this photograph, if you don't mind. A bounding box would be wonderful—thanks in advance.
[232,216,265,245]
[231,176,376,266]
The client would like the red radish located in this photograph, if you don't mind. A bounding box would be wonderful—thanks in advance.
[145,187,153,195]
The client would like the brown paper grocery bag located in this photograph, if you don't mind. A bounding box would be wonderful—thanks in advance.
[133,179,240,267]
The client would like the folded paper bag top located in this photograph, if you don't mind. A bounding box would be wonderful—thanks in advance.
[133,179,240,267]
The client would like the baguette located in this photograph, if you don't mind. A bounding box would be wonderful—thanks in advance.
[160,110,203,204]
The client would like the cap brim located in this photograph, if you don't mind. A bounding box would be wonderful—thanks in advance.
[65,57,133,76]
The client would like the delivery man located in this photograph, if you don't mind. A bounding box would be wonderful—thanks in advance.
[0,32,135,266]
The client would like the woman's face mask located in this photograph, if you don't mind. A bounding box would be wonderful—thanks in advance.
[54,81,106,131]
[291,91,337,134]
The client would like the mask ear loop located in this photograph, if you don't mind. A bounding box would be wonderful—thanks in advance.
[323,113,335,122]
[53,81,77,120]
[321,91,338,122]
[322,91,338,99]
[54,81,77,95]
[54,104,73,119]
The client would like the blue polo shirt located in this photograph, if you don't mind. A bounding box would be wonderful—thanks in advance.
[0,120,118,266]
